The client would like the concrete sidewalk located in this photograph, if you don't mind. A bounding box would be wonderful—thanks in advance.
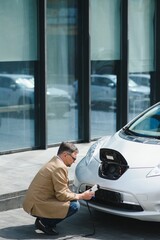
[0,206,102,240]
[0,142,94,211]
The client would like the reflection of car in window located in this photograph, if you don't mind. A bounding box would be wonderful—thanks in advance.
[91,74,116,110]
[0,74,71,118]
[73,74,150,112]
[129,73,150,87]
[0,74,34,118]
[90,74,150,111]
[47,86,71,117]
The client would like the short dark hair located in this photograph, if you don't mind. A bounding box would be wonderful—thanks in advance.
[57,142,79,155]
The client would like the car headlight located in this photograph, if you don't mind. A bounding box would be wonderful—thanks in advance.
[84,141,99,165]
[147,164,160,177]
[84,137,108,166]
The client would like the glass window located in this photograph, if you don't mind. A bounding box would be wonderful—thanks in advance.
[47,0,78,144]
[128,0,155,121]
[0,0,38,152]
[90,0,121,139]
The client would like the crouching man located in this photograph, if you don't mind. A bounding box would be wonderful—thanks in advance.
[23,142,94,235]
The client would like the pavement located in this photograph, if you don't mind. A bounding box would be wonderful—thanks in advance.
[0,206,101,240]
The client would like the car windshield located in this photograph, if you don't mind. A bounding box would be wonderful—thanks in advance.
[127,104,160,138]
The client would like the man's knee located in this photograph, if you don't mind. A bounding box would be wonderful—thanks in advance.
[75,200,80,211]
[67,200,80,217]
[71,200,80,212]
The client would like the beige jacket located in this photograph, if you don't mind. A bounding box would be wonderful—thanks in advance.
[23,156,77,218]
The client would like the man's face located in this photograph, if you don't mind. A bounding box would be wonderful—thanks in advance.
[63,151,78,167]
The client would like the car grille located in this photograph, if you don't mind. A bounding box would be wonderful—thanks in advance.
[90,188,143,212]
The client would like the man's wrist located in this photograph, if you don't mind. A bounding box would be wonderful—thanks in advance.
[76,193,83,200]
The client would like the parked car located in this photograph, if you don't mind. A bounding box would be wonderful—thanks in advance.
[129,73,150,87]
[73,102,160,222]
[91,74,150,111]
[47,85,71,117]
[0,74,71,118]
[91,74,116,110]
[0,74,34,118]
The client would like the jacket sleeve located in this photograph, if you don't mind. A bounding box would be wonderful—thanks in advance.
[52,166,77,202]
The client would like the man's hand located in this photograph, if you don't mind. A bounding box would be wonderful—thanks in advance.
[77,190,95,200]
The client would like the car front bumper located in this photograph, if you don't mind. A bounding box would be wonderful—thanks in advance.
[73,164,160,222]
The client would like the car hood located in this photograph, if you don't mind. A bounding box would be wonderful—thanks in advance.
[97,132,160,168]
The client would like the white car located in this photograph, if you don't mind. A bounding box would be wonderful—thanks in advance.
[0,74,71,118]
[91,74,150,111]
[129,73,150,87]
[73,102,160,222]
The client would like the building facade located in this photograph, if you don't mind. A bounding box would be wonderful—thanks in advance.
[0,0,159,154]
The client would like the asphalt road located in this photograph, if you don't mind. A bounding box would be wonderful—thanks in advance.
[0,205,160,240]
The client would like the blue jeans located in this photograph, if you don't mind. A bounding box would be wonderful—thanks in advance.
[39,200,80,227]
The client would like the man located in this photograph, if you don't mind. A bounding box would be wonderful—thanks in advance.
[23,142,94,235]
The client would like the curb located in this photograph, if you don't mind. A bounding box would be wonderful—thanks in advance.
[0,180,74,212]
[0,190,26,212]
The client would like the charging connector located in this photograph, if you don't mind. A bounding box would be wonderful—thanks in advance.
[89,184,100,193]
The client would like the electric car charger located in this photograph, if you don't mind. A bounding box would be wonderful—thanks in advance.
[89,184,100,192]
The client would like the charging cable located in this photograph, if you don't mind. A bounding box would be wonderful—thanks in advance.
[82,184,99,237]
[82,200,96,237]
[62,185,98,239]
[61,200,96,240]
